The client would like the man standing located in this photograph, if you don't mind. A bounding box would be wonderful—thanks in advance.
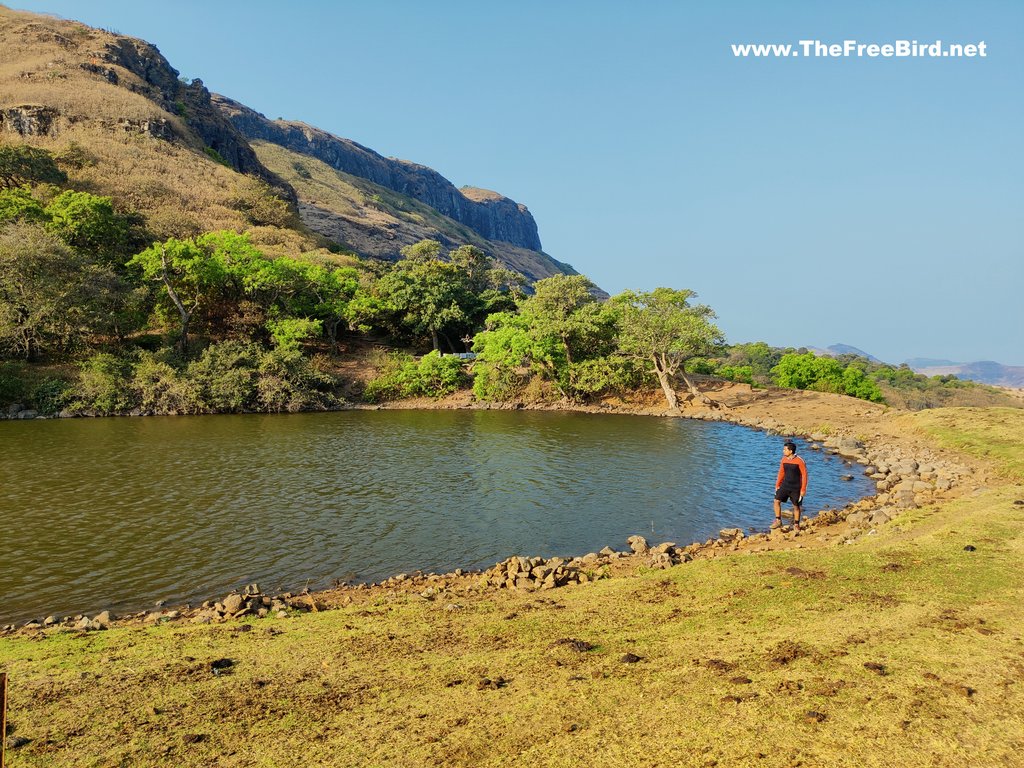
[773,440,808,533]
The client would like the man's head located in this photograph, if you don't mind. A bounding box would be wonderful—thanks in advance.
[783,441,797,456]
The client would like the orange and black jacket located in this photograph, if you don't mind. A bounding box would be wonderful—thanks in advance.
[776,455,808,496]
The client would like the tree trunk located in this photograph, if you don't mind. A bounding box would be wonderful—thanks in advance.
[655,369,679,411]
[431,328,439,352]
[678,368,723,409]
[159,247,193,355]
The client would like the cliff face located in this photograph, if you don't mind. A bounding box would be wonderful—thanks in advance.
[94,39,292,197]
[214,95,542,251]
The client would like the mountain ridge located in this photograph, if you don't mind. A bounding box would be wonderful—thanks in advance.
[0,4,576,282]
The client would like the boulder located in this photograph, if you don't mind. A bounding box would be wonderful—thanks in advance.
[93,610,114,629]
[222,594,245,614]
[627,535,650,554]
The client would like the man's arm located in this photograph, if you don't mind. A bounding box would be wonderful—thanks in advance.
[776,460,785,490]
[798,456,808,498]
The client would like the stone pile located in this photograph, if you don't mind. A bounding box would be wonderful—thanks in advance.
[187,583,301,624]
[480,555,593,591]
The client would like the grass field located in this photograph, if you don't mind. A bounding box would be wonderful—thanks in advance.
[2,408,1022,767]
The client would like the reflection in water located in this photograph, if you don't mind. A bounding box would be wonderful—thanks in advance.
[0,410,874,622]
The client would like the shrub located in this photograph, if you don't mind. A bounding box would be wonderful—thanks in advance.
[0,186,48,224]
[30,377,71,414]
[186,340,260,412]
[71,352,137,414]
[364,351,469,402]
[267,317,322,351]
[132,354,197,413]
[255,347,337,412]
[0,361,29,405]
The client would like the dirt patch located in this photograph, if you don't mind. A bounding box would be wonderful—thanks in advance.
[767,641,817,668]
[552,638,594,653]
[783,567,826,580]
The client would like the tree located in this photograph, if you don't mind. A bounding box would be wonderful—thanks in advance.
[0,186,47,223]
[44,190,134,261]
[375,240,472,351]
[127,237,228,354]
[0,222,124,359]
[613,287,725,411]
[472,275,617,400]
[0,144,66,189]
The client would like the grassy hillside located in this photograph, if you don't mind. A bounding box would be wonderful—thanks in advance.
[253,140,576,281]
[2,408,1021,767]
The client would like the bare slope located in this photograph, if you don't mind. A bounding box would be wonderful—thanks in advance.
[253,139,579,281]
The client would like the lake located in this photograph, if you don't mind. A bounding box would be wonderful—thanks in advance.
[0,409,874,623]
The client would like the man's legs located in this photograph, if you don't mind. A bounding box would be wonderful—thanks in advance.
[793,501,802,532]
[772,498,782,528]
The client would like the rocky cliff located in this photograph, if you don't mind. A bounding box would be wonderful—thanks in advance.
[213,95,542,251]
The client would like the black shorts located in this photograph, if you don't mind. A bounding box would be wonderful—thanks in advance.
[775,487,802,505]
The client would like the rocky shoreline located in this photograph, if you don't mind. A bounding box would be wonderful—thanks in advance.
[0,393,975,638]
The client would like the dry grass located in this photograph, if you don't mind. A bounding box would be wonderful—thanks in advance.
[1,410,1022,766]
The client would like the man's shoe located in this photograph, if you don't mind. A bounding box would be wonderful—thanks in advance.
[770,519,781,530]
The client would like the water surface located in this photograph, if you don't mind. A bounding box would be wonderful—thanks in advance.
[0,410,874,623]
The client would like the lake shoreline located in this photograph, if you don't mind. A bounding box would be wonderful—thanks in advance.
[0,381,980,634]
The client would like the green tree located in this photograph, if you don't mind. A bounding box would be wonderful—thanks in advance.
[472,275,616,400]
[0,143,66,189]
[44,190,134,261]
[612,287,725,410]
[375,240,471,351]
[127,237,228,354]
[0,186,47,223]
[0,223,125,360]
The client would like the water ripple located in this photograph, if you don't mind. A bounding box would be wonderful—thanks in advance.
[0,411,874,622]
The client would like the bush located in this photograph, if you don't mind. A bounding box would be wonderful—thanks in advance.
[186,340,260,412]
[30,377,71,414]
[364,351,469,402]
[0,361,29,405]
[267,317,322,351]
[471,359,525,402]
[133,354,197,413]
[44,190,133,259]
[255,347,337,412]
[71,353,137,414]
[772,352,883,403]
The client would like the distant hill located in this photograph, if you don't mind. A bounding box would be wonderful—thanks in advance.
[805,344,1023,389]
[907,360,1024,389]
[807,344,881,362]
[0,5,579,282]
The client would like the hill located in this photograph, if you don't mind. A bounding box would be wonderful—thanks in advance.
[0,4,577,280]
[907,359,1024,389]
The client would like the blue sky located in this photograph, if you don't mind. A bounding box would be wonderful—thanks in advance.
[12,1,1023,365]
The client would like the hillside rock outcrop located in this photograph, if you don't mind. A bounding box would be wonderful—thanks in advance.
[214,95,542,251]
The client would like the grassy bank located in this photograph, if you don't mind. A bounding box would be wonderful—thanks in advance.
[2,408,1023,767]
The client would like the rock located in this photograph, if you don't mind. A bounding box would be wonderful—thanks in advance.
[846,511,869,527]
[75,616,92,630]
[7,403,24,415]
[598,546,617,557]
[718,528,743,540]
[620,652,642,664]
[627,535,650,554]
[16,409,38,419]
[840,475,854,482]
[650,541,677,555]
[94,610,114,629]
[913,481,933,493]
[222,594,245,614]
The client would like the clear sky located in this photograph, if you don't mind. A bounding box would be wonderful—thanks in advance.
[11,0,1024,365]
